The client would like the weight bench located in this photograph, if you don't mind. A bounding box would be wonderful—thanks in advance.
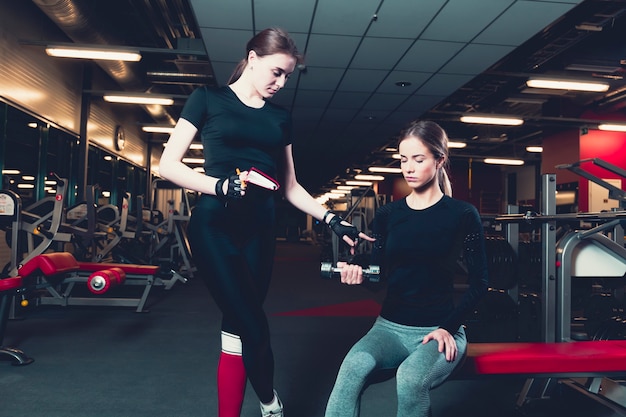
[17,252,185,312]
[0,276,34,365]
[367,340,626,414]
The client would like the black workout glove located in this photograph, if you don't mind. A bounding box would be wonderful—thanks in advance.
[215,174,244,203]
[328,214,360,243]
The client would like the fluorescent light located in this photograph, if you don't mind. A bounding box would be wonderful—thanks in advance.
[354,174,385,181]
[565,63,621,73]
[526,78,609,92]
[575,24,603,32]
[369,167,401,174]
[448,141,467,148]
[526,146,543,153]
[329,189,347,195]
[346,180,373,186]
[182,158,204,164]
[460,115,524,126]
[484,158,524,166]
[163,142,203,150]
[598,124,626,132]
[142,125,175,134]
[2,169,20,175]
[147,71,208,79]
[46,46,141,61]
[103,94,174,105]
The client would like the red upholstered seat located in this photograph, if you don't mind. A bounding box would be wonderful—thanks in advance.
[18,252,80,278]
[15,252,158,278]
[465,340,626,375]
[0,276,24,292]
[77,262,159,275]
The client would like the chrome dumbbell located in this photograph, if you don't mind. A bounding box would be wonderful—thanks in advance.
[320,262,381,283]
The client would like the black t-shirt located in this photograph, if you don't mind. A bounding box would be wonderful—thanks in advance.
[180,86,292,181]
[371,195,489,332]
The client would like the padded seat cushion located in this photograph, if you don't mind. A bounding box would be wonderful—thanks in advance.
[77,262,159,275]
[18,252,80,277]
[0,276,24,292]
[464,340,626,375]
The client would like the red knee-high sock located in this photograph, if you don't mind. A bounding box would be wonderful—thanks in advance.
[217,351,247,417]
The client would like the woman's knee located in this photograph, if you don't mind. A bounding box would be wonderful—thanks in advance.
[338,351,377,381]
[396,361,430,392]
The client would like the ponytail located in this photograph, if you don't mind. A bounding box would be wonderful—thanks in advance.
[440,167,452,197]
[228,59,248,84]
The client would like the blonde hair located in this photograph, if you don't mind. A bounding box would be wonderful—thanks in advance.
[398,120,452,196]
[228,27,304,84]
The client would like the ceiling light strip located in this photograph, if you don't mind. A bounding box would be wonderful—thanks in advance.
[526,78,609,92]
[46,47,141,62]
[598,124,626,132]
[103,95,174,105]
[460,115,524,126]
[369,167,401,174]
[484,158,524,166]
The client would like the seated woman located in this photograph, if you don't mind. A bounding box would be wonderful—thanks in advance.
[325,120,489,417]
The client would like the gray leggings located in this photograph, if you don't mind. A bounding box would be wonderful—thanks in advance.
[325,317,467,417]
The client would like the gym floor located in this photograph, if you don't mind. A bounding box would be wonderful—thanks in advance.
[0,241,623,417]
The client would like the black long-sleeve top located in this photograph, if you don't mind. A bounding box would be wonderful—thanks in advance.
[370,195,489,333]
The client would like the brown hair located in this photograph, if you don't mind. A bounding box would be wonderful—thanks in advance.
[398,120,453,196]
[228,27,304,84]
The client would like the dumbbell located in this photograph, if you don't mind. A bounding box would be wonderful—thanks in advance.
[320,262,381,283]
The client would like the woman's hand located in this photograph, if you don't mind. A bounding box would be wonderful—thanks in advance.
[216,171,248,201]
[422,328,457,362]
[328,216,376,255]
[336,261,364,285]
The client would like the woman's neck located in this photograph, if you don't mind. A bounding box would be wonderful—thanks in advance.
[405,188,444,210]
[229,78,265,108]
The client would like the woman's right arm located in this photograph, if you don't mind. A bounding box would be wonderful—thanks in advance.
[158,118,220,195]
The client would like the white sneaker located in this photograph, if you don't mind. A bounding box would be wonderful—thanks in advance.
[260,390,283,417]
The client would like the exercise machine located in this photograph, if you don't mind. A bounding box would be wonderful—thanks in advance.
[17,251,176,313]
[0,189,33,365]
[7,173,72,276]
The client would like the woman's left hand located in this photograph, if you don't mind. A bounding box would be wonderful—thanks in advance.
[422,328,457,362]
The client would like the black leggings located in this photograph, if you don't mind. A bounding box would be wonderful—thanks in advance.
[188,194,277,402]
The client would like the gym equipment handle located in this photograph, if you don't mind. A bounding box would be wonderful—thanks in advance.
[320,262,381,283]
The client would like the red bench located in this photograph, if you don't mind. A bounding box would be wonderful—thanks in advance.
[366,340,626,413]
[15,252,181,313]
[461,340,626,377]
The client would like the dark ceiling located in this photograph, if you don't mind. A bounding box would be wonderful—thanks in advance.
[29,0,626,195]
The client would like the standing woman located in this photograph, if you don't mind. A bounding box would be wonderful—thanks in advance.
[325,120,489,417]
[159,27,371,417]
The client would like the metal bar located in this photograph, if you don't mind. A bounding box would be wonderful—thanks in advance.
[494,211,626,222]
[541,174,557,342]
[505,205,519,304]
